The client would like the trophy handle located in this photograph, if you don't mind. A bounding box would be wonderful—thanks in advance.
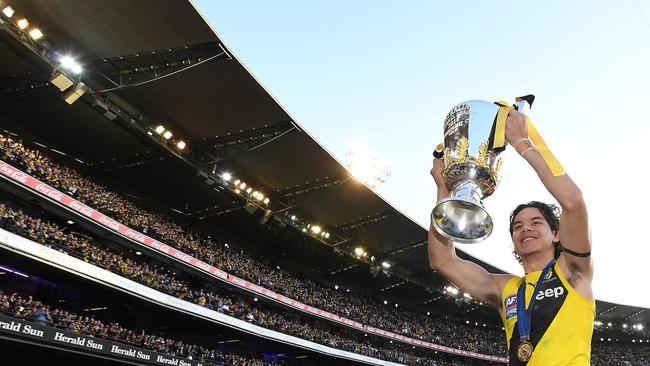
[433,143,444,159]
[515,94,535,112]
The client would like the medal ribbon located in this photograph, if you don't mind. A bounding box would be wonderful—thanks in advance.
[516,259,556,344]
[491,100,566,177]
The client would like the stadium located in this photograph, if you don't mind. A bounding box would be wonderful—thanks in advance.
[0,1,648,365]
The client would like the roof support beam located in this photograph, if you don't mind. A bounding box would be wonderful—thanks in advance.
[95,150,165,171]
[383,239,428,256]
[333,209,396,233]
[273,174,350,203]
[86,41,232,92]
[195,119,298,164]
[328,264,360,275]
[193,201,243,218]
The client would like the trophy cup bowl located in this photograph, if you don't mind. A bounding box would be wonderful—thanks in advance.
[431,100,505,244]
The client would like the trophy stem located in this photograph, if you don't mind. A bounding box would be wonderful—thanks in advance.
[431,180,493,244]
[453,180,483,204]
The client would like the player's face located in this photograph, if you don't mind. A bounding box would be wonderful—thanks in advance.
[511,207,559,257]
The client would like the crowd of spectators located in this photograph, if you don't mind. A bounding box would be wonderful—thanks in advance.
[0,133,506,357]
[591,342,650,366]
[2,133,648,365]
[0,290,283,366]
[0,200,486,366]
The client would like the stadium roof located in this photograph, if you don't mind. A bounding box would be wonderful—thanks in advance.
[0,0,647,326]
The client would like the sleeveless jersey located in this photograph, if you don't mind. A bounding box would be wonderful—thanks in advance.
[500,261,595,365]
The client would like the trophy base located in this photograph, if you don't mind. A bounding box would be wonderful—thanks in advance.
[431,196,493,244]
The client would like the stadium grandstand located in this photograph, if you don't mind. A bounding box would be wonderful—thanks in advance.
[0,1,647,365]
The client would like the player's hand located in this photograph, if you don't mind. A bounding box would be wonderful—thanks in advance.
[505,109,530,152]
[430,157,450,193]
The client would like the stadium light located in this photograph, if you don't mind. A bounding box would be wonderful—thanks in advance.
[623,324,628,329]
[383,300,388,305]
[163,130,173,140]
[263,197,270,205]
[176,140,186,150]
[135,251,141,255]
[445,286,459,296]
[2,6,15,18]
[59,55,82,74]
[345,139,392,190]
[239,182,246,189]
[253,191,265,201]
[62,82,88,105]
[638,324,644,330]
[290,215,297,221]
[381,261,391,268]
[310,225,322,234]
[17,18,28,29]
[334,285,339,290]
[29,28,43,40]
[155,125,165,134]
[221,172,232,181]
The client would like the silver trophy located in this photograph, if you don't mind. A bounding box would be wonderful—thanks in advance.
[431,97,533,243]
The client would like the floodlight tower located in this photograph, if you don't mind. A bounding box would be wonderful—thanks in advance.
[345,140,392,190]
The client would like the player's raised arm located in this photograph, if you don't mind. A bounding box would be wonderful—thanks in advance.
[428,157,512,308]
[504,110,592,287]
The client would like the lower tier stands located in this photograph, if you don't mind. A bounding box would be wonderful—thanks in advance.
[0,196,497,366]
[0,132,507,359]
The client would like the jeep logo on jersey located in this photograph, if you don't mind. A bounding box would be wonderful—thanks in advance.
[536,286,565,301]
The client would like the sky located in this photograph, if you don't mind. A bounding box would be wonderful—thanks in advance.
[192,0,650,308]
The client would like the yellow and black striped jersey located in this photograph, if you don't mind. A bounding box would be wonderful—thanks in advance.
[500,261,595,365]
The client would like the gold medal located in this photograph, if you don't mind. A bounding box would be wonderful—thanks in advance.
[517,341,534,362]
